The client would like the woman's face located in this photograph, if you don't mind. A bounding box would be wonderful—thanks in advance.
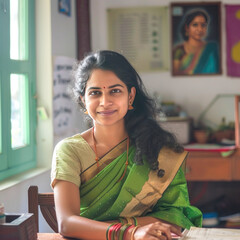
[82,69,135,127]
[186,15,208,41]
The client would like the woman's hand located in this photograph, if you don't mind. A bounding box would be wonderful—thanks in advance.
[132,222,182,240]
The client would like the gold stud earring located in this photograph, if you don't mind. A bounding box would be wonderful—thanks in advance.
[84,110,88,114]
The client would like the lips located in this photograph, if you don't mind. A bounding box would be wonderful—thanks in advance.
[98,110,117,116]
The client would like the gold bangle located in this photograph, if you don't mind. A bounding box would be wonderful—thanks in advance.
[125,217,133,225]
[131,226,139,240]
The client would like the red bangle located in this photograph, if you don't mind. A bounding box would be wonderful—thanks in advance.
[106,223,115,240]
[123,225,135,239]
[113,223,122,240]
[108,223,122,240]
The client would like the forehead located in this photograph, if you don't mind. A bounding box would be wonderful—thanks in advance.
[191,15,207,23]
[86,69,126,88]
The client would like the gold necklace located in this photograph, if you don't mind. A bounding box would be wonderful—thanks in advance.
[92,127,129,181]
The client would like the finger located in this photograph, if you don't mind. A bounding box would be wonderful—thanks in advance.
[169,225,182,237]
[152,228,170,240]
[154,222,180,236]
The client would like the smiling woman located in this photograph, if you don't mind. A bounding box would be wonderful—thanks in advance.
[82,69,135,128]
[172,6,220,76]
[51,50,202,240]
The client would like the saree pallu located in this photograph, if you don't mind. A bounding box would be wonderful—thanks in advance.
[80,146,202,229]
[174,41,219,75]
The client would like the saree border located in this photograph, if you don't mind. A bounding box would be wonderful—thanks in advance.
[120,148,188,217]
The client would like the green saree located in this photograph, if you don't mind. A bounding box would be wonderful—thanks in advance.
[80,145,202,229]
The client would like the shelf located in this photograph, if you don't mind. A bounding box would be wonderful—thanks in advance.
[185,149,240,181]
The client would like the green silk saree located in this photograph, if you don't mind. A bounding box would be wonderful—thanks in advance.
[79,144,202,229]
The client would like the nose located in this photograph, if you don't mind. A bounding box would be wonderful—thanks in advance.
[198,24,205,32]
[99,93,112,107]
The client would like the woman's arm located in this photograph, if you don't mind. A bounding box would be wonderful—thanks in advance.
[54,181,182,240]
[54,180,109,240]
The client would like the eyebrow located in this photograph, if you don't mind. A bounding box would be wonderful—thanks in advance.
[87,84,124,91]
[109,84,124,88]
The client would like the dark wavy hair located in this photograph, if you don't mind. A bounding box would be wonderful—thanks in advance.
[181,9,209,41]
[73,50,183,170]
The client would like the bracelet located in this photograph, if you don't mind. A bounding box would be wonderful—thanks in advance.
[123,225,135,240]
[107,220,138,240]
[118,217,126,224]
[112,223,122,240]
[131,217,138,226]
[125,217,133,225]
[130,226,139,240]
[118,224,132,240]
[106,223,115,240]
[119,217,138,226]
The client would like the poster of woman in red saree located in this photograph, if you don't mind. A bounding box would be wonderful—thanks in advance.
[171,2,222,76]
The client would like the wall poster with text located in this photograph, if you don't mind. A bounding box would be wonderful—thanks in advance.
[53,56,75,136]
[108,6,169,72]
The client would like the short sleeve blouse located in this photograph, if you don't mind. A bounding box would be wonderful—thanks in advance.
[51,134,96,188]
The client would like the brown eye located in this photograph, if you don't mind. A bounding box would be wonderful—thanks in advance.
[111,89,121,94]
[89,91,101,96]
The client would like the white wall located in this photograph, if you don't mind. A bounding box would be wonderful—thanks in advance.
[51,0,77,58]
[90,0,240,123]
[51,0,87,145]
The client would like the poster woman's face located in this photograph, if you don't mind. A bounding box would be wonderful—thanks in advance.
[186,15,208,41]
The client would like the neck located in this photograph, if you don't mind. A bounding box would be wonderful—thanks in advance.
[187,38,205,48]
[93,123,128,147]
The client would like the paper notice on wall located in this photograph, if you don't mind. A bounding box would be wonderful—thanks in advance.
[53,56,76,136]
[107,7,169,72]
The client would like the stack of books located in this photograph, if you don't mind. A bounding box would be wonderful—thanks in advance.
[220,213,240,229]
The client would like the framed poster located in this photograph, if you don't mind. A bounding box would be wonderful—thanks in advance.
[58,0,71,16]
[108,7,169,72]
[225,5,240,77]
[171,2,222,76]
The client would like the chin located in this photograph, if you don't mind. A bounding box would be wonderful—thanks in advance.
[96,119,125,127]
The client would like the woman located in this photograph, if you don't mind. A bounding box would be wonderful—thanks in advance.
[51,50,202,240]
[173,9,219,75]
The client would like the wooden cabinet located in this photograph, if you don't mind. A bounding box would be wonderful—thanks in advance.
[185,149,240,181]
[185,95,240,181]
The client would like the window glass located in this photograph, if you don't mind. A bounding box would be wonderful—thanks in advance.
[0,0,36,181]
[10,74,29,148]
[10,0,28,60]
[0,80,2,154]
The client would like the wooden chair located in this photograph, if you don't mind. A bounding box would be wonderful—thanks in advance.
[28,185,58,233]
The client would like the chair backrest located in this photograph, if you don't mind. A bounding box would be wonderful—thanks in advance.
[28,185,58,233]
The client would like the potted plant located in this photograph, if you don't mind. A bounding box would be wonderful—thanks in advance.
[193,122,212,144]
[212,118,235,143]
